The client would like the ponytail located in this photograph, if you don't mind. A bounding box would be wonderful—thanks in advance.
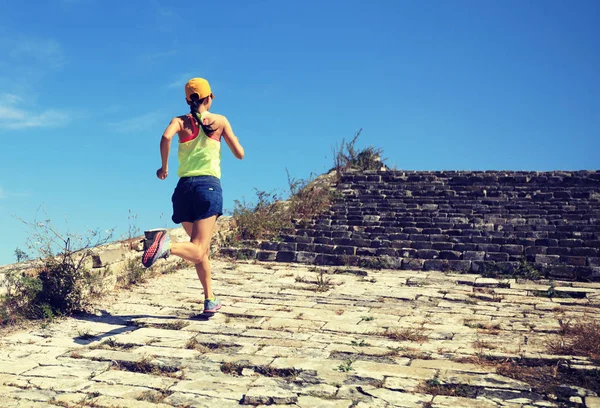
[189,94,216,136]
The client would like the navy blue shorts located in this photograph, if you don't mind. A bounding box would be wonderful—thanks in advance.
[171,176,223,224]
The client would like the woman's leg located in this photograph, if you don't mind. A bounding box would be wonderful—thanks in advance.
[173,217,218,299]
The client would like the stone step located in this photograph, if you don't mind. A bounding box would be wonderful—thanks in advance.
[218,246,600,281]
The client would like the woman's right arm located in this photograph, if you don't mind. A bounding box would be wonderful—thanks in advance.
[157,117,182,179]
[221,116,245,160]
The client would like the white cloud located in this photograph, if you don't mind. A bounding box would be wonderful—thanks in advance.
[109,112,163,133]
[0,93,70,130]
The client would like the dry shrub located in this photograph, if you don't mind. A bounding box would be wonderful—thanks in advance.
[385,327,429,343]
[332,129,386,174]
[546,319,600,362]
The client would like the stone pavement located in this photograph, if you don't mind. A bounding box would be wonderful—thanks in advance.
[1,260,599,407]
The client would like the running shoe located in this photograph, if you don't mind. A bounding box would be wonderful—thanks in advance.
[142,230,171,268]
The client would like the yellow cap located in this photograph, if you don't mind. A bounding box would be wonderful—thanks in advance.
[185,78,214,101]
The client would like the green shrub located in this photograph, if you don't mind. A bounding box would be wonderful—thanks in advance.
[1,209,114,325]
[232,189,292,241]
[332,129,386,173]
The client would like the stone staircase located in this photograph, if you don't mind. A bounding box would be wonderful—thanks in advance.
[221,170,600,281]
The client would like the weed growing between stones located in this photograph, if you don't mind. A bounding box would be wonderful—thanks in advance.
[385,327,429,343]
[137,390,172,403]
[336,359,354,372]
[351,339,371,347]
[118,258,147,287]
[418,376,478,398]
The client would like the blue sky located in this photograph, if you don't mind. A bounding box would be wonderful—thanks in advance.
[1,0,598,265]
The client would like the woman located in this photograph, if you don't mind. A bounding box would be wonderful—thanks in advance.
[142,77,245,314]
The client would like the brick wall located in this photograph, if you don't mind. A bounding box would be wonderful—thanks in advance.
[224,170,600,281]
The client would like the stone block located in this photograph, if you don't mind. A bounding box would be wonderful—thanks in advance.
[276,251,296,262]
[356,247,377,256]
[525,246,546,255]
[463,251,485,261]
[257,251,277,261]
[588,257,600,267]
[502,245,524,255]
[277,242,297,252]
[314,244,335,254]
[92,249,127,268]
[432,242,455,250]
[333,246,356,255]
[297,243,316,252]
[547,265,578,280]
[376,248,397,257]
[559,239,584,247]
[438,250,462,260]
[485,252,510,262]
[423,259,450,271]
[447,260,472,272]
[296,252,318,264]
[411,242,433,250]
[561,256,587,267]
[477,244,501,252]
[314,237,333,245]
[547,247,572,256]
[417,249,439,259]
[454,243,478,251]
[402,258,424,270]
[535,254,561,264]
[572,247,599,257]
[260,242,279,251]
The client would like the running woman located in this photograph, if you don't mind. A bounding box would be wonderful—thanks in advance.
[142,77,245,313]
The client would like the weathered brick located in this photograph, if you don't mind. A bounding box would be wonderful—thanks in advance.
[535,238,559,246]
[397,248,418,258]
[447,260,472,272]
[463,251,485,261]
[297,243,316,252]
[278,242,297,251]
[561,256,587,267]
[417,249,439,259]
[411,242,433,250]
[525,246,547,255]
[260,241,279,251]
[432,242,455,250]
[477,244,501,252]
[314,244,335,254]
[571,247,599,257]
[559,239,584,247]
[588,257,600,267]
[296,251,317,264]
[438,250,462,260]
[256,251,277,261]
[535,254,561,264]
[547,265,577,280]
[454,243,478,251]
[502,245,524,256]
[333,246,356,255]
[423,259,450,271]
[314,254,344,266]
[402,258,424,270]
[376,248,397,257]
[314,237,333,245]
[546,247,571,256]
[485,252,510,262]
[276,251,296,262]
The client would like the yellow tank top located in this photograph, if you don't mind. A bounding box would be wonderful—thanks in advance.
[177,112,222,179]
